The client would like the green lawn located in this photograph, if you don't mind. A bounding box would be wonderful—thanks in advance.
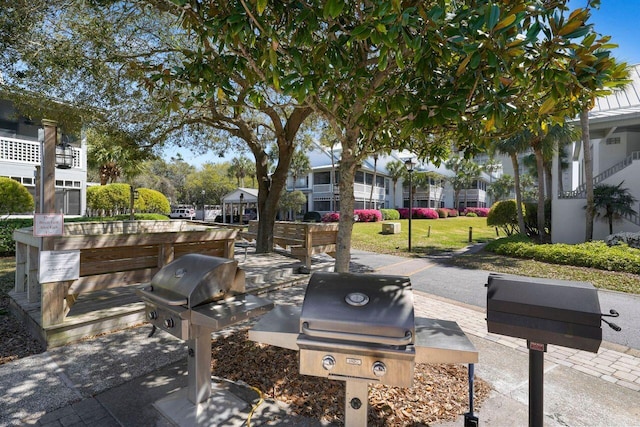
[350,217,640,294]
[351,217,499,255]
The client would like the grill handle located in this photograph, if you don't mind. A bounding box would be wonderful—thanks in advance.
[301,323,413,346]
[139,287,188,306]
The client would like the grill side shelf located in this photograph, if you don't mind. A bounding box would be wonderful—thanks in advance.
[413,317,478,364]
[248,305,301,351]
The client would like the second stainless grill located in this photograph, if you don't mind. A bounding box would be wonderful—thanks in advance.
[250,271,478,426]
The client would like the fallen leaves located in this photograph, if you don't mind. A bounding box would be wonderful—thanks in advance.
[211,330,490,426]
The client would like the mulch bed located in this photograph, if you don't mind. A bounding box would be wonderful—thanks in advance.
[211,330,490,426]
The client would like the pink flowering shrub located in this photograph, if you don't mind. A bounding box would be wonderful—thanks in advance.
[322,212,340,222]
[322,210,383,222]
[446,208,459,217]
[354,209,383,222]
[463,207,490,217]
[397,208,438,219]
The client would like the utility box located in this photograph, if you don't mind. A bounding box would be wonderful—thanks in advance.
[382,222,401,234]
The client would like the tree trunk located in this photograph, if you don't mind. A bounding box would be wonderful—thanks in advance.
[334,142,357,273]
[581,108,595,241]
[511,154,526,234]
[534,146,549,242]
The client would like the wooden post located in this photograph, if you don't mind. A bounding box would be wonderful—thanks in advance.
[468,226,473,243]
[427,225,431,238]
[15,242,27,293]
[40,120,64,327]
[28,244,40,303]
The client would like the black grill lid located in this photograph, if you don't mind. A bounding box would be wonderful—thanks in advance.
[300,272,414,343]
[487,273,602,326]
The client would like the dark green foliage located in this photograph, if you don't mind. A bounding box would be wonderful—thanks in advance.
[0,218,33,256]
[486,235,640,274]
[487,200,522,236]
[524,200,551,237]
[380,209,400,220]
[0,177,34,215]
[590,182,638,234]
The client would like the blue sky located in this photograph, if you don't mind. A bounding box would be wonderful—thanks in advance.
[164,1,640,168]
[575,0,640,65]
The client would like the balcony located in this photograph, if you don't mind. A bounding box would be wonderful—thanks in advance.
[0,136,82,169]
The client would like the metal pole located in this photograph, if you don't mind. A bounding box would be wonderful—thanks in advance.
[408,171,413,252]
[529,343,545,427]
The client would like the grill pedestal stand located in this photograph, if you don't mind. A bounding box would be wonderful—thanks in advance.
[346,380,369,426]
[188,324,214,405]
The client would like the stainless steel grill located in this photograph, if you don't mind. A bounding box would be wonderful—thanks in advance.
[137,254,273,407]
[250,271,478,426]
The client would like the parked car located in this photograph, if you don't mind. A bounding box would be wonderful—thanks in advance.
[169,208,194,219]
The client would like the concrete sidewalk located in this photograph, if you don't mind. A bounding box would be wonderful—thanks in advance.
[1,249,639,426]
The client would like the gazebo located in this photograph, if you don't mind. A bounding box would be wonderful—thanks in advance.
[221,187,259,224]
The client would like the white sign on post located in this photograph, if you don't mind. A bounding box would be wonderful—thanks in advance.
[34,213,64,237]
[39,250,80,283]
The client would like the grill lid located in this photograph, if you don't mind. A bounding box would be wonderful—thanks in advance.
[487,273,602,326]
[300,272,414,345]
[149,254,239,308]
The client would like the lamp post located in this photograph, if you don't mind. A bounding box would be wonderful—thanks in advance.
[405,158,416,252]
[201,189,205,220]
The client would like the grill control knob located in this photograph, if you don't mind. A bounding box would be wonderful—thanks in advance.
[322,355,336,371]
[372,361,387,377]
[148,311,158,320]
[163,318,175,329]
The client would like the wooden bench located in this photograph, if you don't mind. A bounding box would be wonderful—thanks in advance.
[242,220,338,269]
[11,220,237,347]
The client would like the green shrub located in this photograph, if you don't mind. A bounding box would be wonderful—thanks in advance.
[87,184,130,215]
[135,188,170,214]
[380,209,400,220]
[466,212,478,217]
[0,177,34,215]
[486,235,640,274]
[487,200,522,236]
[436,208,448,218]
[0,218,33,256]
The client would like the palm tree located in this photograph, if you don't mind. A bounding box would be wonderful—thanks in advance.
[491,134,530,234]
[368,153,379,209]
[385,159,406,208]
[445,155,481,211]
[527,123,580,242]
[590,182,638,235]
[228,156,252,187]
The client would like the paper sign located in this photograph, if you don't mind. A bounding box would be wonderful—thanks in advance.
[34,214,64,237]
[39,250,80,283]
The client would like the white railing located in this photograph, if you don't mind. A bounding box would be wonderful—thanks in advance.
[0,136,82,168]
[559,151,640,199]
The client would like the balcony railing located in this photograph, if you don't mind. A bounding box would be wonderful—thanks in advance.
[0,136,82,169]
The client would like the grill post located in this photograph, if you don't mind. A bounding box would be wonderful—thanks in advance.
[345,380,369,426]
[187,324,213,404]
[528,341,545,427]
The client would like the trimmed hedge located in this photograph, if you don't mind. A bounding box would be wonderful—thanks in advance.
[463,207,490,217]
[0,218,33,256]
[380,209,400,220]
[354,209,383,222]
[486,235,640,274]
[397,208,439,219]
